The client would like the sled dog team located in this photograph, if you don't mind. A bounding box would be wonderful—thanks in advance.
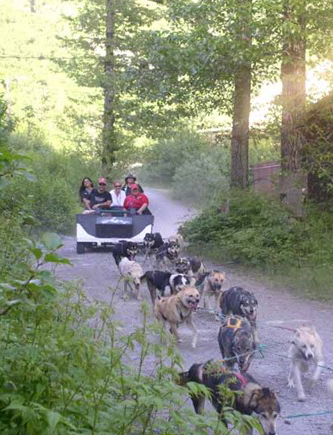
[112,232,332,435]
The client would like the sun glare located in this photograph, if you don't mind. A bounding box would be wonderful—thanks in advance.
[250,60,333,125]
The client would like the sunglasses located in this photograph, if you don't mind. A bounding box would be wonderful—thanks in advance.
[115,185,121,188]
[99,183,106,186]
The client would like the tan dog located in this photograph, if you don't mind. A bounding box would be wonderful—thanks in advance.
[154,286,200,348]
[287,325,324,401]
[196,270,226,310]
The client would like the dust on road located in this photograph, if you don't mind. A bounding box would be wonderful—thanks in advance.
[58,188,333,435]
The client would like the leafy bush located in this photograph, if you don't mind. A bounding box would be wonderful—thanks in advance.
[182,190,308,266]
[5,133,102,233]
[140,129,231,205]
[172,147,229,206]
[182,190,333,298]
[140,129,212,183]
[0,236,259,435]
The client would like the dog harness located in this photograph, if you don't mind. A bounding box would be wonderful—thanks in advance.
[226,317,242,329]
[233,372,248,389]
[205,363,248,389]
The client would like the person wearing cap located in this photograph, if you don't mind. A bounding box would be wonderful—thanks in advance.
[110,181,126,206]
[89,178,112,210]
[123,184,149,215]
[122,174,144,196]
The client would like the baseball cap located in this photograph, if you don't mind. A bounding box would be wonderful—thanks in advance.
[131,184,140,190]
[98,177,107,184]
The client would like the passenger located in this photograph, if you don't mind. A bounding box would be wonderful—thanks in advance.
[110,181,126,206]
[123,184,150,215]
[89,177,112,210]
[79,177,94,210]
[122,173,144,196]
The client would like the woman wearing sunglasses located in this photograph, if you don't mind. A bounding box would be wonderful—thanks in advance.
[110,181,126,206]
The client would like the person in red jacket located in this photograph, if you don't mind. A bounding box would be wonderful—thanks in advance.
[123,184,149,215]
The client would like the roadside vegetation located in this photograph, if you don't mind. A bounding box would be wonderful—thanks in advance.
[0,136,257,434]
[1,0,333,431]
[181,190,333,300]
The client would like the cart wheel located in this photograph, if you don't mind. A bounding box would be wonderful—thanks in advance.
[76,242,85,254]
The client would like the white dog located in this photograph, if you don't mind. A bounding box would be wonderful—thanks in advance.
[287,325,324,401]
[118,257,144,300]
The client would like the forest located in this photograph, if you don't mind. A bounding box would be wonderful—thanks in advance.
[1,0,333,433]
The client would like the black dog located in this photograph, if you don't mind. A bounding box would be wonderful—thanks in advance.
[144,270,189,306]
[156,241,179,269]
[143,232,164,260]
[218,315,256,372]
[112,241,138,267]
[220,286,258,342]
[144,232,164,249]
[178,360,280,435]
[189,256,205,276]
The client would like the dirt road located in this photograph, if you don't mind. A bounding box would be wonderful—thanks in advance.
[58,188,333,435]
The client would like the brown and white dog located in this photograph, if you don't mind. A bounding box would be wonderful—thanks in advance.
[154,286,200,348]
[178,360,281,435]
[287,325,324,401]
[196,270,226,310]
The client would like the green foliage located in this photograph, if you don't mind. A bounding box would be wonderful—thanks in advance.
[140,129,230,205]
[5,132,101,233]
[182,190,333,298]
[182,190,318,266]
[301,92,333,199]
[172,147,230,205]
[0,239,258,435]
[140,130,209,182]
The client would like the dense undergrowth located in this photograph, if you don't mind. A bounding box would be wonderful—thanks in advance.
[0,126,101,280]
[181,190,333,300]
[7,132,101,233]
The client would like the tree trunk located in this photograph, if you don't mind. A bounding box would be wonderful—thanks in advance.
[102,0,117,172]
[230,0,252,189]
[280,3,306,172]
[230,65,251,188]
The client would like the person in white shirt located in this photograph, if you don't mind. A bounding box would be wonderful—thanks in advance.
[110,181,126,206]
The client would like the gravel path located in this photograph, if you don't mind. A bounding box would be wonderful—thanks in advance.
[57,188,333,435]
